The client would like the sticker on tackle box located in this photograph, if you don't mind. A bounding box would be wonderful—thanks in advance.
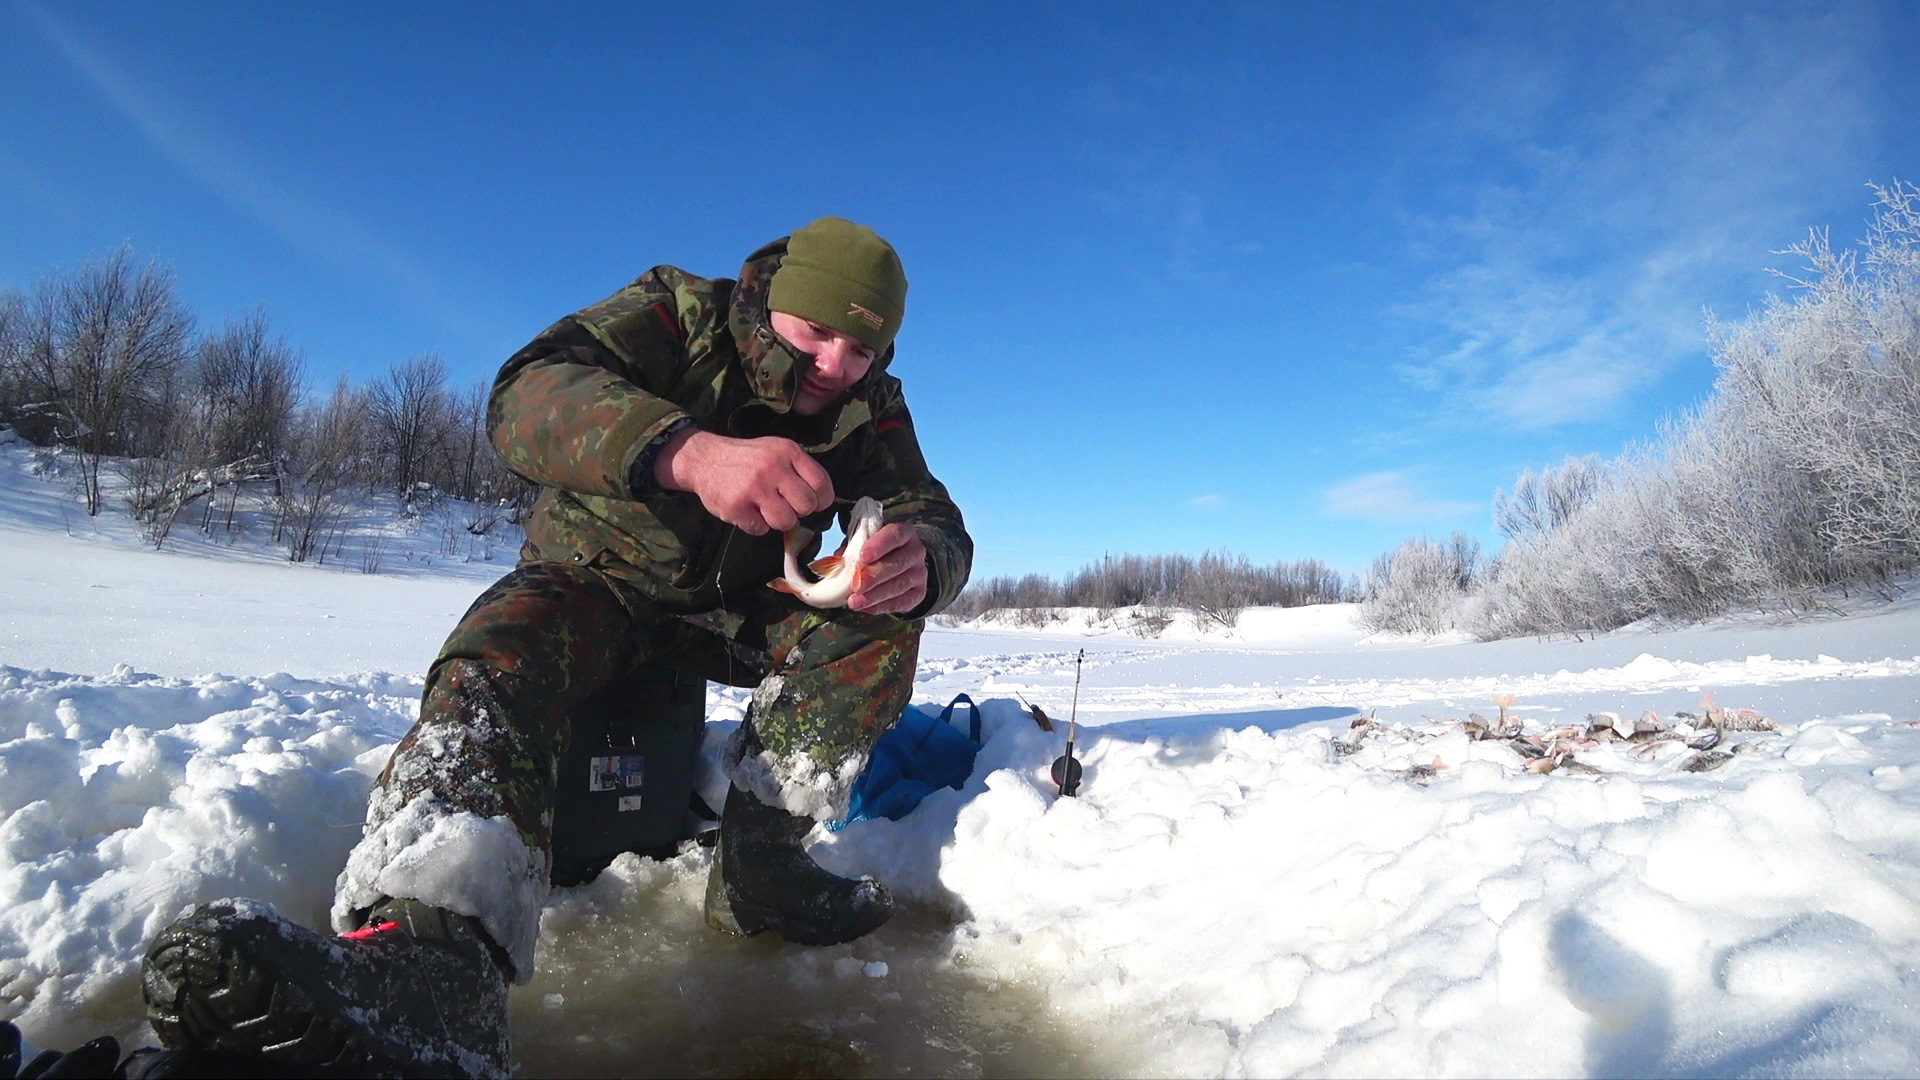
[589,754,645,793]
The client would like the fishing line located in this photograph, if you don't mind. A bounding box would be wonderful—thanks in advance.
[714,527,735,689]
[1050,649,1084,797]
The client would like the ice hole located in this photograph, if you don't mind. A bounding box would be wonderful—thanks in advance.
[512,848,1128,1078]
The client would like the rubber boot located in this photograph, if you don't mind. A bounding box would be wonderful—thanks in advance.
[142,897,511,1079]
[704,784,894,945]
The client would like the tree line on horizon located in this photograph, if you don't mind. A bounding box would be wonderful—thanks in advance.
[0,247,534,561]
[947,551,1356,633]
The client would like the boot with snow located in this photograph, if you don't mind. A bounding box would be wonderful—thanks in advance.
[704,783,894,945]
[142,897,511,1079]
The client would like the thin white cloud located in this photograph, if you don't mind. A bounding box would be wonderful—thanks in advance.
[1396,4,1882,429]
[1323,470,1479,525]
[1187,494,1225,510]
[21,3,469,338]
[1076,58,1262,286]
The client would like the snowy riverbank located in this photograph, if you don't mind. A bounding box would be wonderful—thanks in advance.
[3,446,1920,1076]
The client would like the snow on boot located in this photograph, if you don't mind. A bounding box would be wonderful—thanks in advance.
[704,783,894,945]
[142,897,511,1079]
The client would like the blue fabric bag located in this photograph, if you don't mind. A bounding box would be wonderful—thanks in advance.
[827,694,981,831]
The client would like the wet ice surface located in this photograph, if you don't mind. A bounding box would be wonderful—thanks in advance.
[514,852,1119,1078]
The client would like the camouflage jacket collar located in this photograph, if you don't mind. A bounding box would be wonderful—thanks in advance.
[728,240,892,453]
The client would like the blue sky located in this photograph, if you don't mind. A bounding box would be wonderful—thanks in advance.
[3,1,1915,581]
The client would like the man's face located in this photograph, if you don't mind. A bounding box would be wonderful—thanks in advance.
[769,310,876,416]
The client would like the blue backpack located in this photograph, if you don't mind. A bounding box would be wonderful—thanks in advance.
[828,694,981,831]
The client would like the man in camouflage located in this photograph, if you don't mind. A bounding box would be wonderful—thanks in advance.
[142,218,973,1078]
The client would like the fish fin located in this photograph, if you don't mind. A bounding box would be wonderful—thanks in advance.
[808,555,845,576]
[847,561,873,592]
[768,577,799,595]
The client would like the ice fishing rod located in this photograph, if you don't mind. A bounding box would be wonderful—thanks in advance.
[1050,649,1084,797]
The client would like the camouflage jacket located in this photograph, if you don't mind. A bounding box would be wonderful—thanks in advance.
[490,239,972,618]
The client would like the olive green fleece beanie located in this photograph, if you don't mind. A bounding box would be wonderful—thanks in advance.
[767,217,907,353]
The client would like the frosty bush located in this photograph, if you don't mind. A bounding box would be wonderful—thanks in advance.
[1358,533,1480,635]
[1472,182,1920,638]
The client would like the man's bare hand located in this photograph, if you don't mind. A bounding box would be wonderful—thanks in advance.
[654,428,834,535]
[849,522,929,615]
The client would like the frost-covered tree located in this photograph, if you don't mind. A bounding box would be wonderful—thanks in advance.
[1358,533,1480,635]
[1493,455,1604,540]
[1711,186,1920,580]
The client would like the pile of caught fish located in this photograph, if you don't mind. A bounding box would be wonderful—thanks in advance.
[1334,692,1780,783]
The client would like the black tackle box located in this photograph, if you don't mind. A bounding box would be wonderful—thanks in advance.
[549,663,711,886]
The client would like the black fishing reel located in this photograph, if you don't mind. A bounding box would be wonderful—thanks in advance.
[1050,749,1082,796]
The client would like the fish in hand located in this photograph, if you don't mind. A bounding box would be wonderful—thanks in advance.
[770,496,884,608]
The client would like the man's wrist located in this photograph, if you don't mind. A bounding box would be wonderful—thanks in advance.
[628,418,698,499]
[906,527,942,618]
[653,424,725,494]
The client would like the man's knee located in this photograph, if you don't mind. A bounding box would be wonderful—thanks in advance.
[434,561,639,698]
[750,612,920,759]
[768,608,921,673]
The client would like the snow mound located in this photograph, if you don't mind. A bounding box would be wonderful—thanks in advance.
[812,698,1920,1076]
[0,665,417,1050]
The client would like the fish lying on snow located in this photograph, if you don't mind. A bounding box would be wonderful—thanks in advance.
[770,495,884,608]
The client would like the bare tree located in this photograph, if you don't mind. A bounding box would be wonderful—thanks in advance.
[0,290,27,426]
[1188,550,1253,629]
[194,310,304,469]
[280,376,370,562]
[15,249,194,514]
[126,311,306,544]
[369,352,453,502]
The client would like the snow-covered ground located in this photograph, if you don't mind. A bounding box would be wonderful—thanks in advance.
[3,442,1919,1077]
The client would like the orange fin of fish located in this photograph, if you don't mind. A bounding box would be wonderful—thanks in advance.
[768,577,799,594]
[808,555,845,578]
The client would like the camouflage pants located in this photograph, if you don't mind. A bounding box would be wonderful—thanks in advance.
[331,558,919,979]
